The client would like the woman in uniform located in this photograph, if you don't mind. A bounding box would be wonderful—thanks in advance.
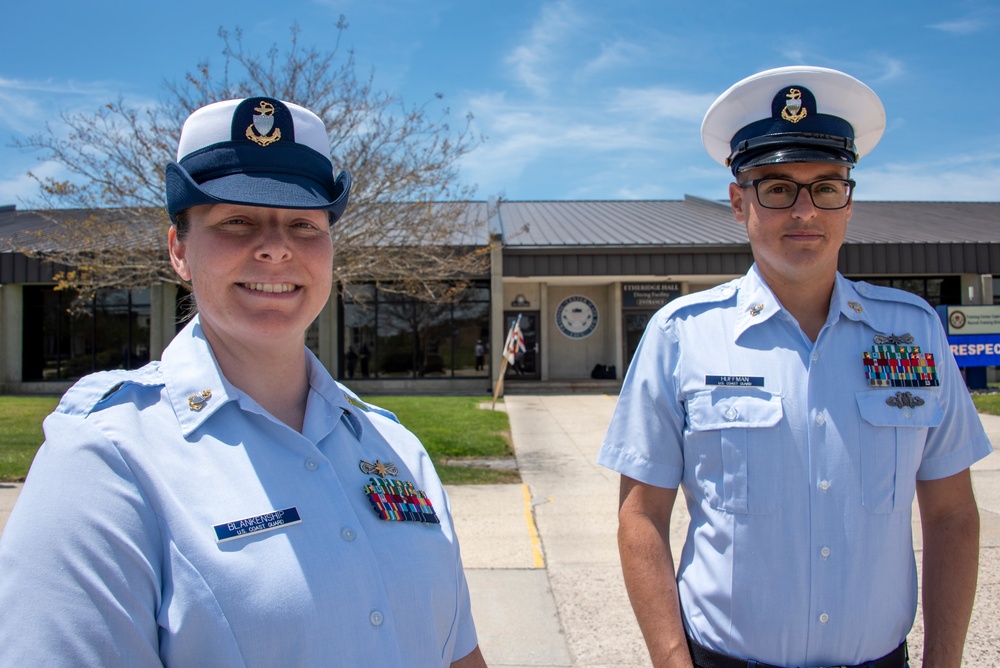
[0,97,486,668]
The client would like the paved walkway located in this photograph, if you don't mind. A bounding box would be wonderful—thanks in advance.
[2,399,999,667]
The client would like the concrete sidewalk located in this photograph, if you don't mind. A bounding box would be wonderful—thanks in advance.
[1,402,999,667]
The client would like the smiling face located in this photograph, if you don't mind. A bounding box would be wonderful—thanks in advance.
[168,204,333,356]
[729,161,853,293]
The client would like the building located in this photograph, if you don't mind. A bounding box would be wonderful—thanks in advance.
[2,198,998,395]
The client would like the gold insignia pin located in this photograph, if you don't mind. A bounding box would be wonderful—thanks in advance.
[781,88,807,123]
[359,459,399,477]
[848,301,863,314]
[749,303,764,316]
[188,389,212,411]
[246,100,281,147]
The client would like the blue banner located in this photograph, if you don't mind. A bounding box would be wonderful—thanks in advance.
[947,334,1000,368]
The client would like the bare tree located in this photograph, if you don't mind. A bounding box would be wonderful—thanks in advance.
[13,19,491,307]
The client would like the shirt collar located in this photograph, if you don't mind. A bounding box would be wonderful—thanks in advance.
[733,264,785,341]
[160,316,237,437]
[833,275,883,332]
[161,316,367,441]
[302,350,366,442]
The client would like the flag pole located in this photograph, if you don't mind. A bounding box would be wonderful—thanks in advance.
[492,314,520,409]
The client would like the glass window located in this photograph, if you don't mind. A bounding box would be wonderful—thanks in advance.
[22,286,151,382]
[339,282,490,380]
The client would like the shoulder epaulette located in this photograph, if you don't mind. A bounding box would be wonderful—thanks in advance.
[854,281,937,316]
[55,363,164,417]
[336,382,400,424]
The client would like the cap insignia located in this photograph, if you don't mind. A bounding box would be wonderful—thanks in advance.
[848,301,863,314]
[188,389,212,411]
[360,459,399,477]
[246,100,282,147]
[781,88,807,123]
[750,303,764,317]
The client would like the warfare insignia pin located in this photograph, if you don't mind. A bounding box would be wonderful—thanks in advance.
[360,459,399,477]
[781,88,808,123]
[750,303,764,317]
[364,477,440,524]
[886,391,925,409]
[188,389,212,411]
[246,100,282,147]
[848,301,863,314]
[873,333,914,345]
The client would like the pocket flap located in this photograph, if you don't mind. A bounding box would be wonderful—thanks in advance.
[687,388,783,431]
[855,390,944,428]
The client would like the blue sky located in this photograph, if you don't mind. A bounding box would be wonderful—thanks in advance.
[2,0,999,205]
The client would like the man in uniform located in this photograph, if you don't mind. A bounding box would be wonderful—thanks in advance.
[597,66,992,668]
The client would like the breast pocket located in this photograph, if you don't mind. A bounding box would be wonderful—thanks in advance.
[855,391,943,514]
[686,389,783,515]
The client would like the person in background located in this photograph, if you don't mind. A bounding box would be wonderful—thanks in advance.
[0,96,486,668]
[598,66,991,668]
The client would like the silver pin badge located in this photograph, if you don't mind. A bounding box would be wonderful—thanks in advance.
[360,459,399,477]
[874,333,914,345]
[188,389,212,411]
[886,391,924,409]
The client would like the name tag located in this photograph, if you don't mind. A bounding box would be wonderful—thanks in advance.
[214,507,302,543]
[705,375,764,387]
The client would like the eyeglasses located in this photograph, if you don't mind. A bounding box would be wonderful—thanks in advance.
[738,178,856,210]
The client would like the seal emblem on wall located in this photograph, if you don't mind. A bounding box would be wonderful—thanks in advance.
[555,295,598,339]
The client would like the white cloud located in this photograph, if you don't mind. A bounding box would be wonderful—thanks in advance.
[928,18,986,35]
[504,0,586,97]
[856,153,1000,201]
[610,87,718,123]
[0,160,69,208]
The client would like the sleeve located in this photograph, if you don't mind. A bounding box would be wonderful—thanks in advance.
[596,314,687,488]
[449,542,480,662]
[916,320,994,480]
[0,412,164,667]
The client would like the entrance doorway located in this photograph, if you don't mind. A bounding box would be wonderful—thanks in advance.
[623,311,656,375]
[504,311,540,379]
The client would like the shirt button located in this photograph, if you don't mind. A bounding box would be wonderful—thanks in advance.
[811,352,819,362]
[903,408,912,419]
[724,407,738,420]
[304,458,319,472]
[370,610,384,626]
[819,480,831,491]
[815,413,826,425]
[341,527,356,542]
[821,546,831,558]
[819,613,830,624]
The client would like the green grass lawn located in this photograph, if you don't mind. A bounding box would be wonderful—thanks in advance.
[366,396,519,484]
[0,395,518,484]
[971,392,1000,416]
[0,396,60,481]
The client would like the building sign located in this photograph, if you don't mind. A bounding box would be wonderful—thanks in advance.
[948,335,1000,367]
[946,305,1000,335]
[555,295,598,339]
[622,282,681,309]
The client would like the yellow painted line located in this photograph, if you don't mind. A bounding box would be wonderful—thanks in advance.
[521,483,545,569]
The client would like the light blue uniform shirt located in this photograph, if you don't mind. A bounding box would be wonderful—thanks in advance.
[598,266,992,667]
[0,317,477,667]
